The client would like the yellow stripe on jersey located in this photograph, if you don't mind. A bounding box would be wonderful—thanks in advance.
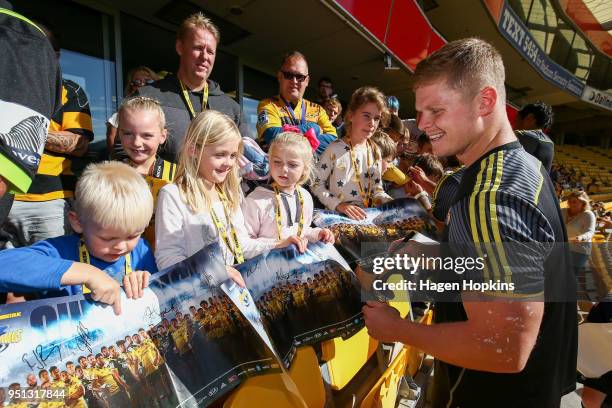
[36,154,73,176]
[49,118,62,132]
[15,79,92,202]
[432,172,452,201]
[478,155,497,281]
[488,152,509,285]
[14,154,74,201]
[469,157,488,280]
[534,172,544,205]
[15,190,73,201]
[256,97,337,142]
[62,111,93,132]
[468,151,513,291]
[61,85,69,105]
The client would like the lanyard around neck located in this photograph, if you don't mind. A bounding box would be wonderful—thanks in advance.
[347,139,374,208]
[280,97,306,127]
[0,8,44,34]
[179,79,208,119]
[272,184,304,240]
[210,187,245,264]
[79,239,132,294]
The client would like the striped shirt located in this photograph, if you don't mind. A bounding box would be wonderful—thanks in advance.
[431,168,464,223]
[516,129,554,173]
[433,141,577,408]
[14,79,93,201]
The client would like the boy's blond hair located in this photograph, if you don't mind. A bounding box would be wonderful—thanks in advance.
[269,132,314,185]
[412,37,506,102]
[371,131,397,160]
[74,162,153,234]
[175,110,243,213]
[177,12,220,43]
[118,96,166,131]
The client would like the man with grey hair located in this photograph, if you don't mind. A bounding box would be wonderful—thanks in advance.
[137,12,248,162]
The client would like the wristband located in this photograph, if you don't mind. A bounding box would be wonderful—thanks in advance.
[413,190,428,200]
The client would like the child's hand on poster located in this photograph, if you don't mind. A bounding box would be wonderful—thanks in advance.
[123,271,151,299]
[276,235,308,253]
[318,228,335,244]
[336,203,367,220]
[62,263,123,315]
[226,266,246,288]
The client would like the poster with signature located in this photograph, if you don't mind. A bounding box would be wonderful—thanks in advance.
[0,244,280,408]
[236,242,364,368]
[0,242,364,407]
[312,197,435,262]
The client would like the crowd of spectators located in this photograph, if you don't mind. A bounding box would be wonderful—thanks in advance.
[1,4,611,407]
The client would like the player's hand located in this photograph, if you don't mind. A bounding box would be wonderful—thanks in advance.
[85,269,122,315]
[276,235,307,253]
[403,179,423,197]
[318,228,335,244]
[363,301,402,342]
[408,166,428,185]
[123,271,151,300]
[226,266,246,288]
[336,203,367,220]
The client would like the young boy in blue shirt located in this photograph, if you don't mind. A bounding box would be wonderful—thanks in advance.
[0,161,158,314]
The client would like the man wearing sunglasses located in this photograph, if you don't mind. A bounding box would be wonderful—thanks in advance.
[256,51,337,155]
[136,12,248,162]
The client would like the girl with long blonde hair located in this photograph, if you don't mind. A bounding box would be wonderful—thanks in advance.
[155,111,301,275]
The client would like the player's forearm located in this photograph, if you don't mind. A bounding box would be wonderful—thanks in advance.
[422,178,437,195]
[46,131,89,156]
[395,318,534,373]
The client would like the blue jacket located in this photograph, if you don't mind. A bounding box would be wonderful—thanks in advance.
[0,233,157,297]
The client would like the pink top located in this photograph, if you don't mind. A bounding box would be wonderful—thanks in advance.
[242,186,322,243]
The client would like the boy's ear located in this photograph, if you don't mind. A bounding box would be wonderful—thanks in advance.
[68,211,83,233]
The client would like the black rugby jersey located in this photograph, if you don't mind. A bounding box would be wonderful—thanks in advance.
[433,141,577,408]
[431,167,464,224]
[516,129,554,173]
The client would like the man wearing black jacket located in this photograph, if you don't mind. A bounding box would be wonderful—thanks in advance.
[137,12,248,162]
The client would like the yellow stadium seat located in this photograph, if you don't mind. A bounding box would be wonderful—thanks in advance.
[359,310,433,408]
[320,274,411,391]
[590,193,612,203]
[321,327,379,390]
[387,273,411,318]
[360,347,409,408]
[224,346,325,408]
[406,310,433,377]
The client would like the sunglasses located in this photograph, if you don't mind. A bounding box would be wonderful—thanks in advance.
[281,70,309,83]
[130,79,155,87]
